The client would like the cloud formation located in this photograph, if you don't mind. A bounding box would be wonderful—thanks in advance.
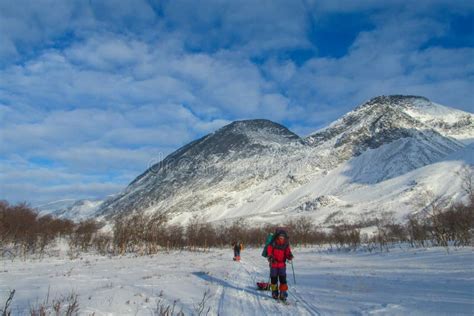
[0,0,472,203]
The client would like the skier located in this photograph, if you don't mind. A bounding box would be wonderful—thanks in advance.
[267,229,293,301]
[232,241,242,261]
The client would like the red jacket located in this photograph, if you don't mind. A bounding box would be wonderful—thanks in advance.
[267,239,293,268]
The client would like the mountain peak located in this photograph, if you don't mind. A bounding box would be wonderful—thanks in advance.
[367,94,430,104]
[227,118,279,127]
[127,119,301,188]
[357,95,431,111]
[213,119,300,141]
[305,94,450,153]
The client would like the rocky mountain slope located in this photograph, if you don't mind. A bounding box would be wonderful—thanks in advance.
[39,95,473,225]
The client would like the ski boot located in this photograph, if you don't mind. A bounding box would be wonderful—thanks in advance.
[279,284,288,301]
[270,284,279,299]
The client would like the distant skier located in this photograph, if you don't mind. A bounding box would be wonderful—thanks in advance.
[232,241,242,261]
[267,229,293,301]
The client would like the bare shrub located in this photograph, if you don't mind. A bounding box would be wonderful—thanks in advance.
[224,220,248,248]
[285,217,315,246]
[415,191,452,247]
[70,219,101,252]
[330,223,360,249]
[163,224,184,250]
[153,291,184,316]
[29,291,79,316]
[1,289,15,316]
[113,216,129,255]
[405,185,474,248]
[371,213,403,251]
[112,212,170,255]
[435,202,473,246]
[0,201,81,258]
[194,289,211,316]
[92,234,113,255]
[145,213,168,254]
[406,215,429,247]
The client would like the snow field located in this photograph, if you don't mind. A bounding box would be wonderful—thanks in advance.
[1,246,473,315]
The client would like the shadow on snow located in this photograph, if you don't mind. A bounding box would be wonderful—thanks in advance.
[191,271,269,299]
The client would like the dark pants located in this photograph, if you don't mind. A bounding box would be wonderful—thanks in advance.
[234,249,240,257]
[270,267,287,288]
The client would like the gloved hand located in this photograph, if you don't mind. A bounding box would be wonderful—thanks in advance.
[267,256,274,263]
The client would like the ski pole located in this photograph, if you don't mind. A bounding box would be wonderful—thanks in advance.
[290,261,296,285]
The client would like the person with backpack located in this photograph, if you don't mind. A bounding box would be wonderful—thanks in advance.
[232,241,242,261]
[266,229,293,301]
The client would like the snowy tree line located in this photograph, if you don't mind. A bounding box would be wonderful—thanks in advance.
[0,194,472,258]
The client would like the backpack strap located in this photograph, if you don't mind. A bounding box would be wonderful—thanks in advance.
[271,240,289,250]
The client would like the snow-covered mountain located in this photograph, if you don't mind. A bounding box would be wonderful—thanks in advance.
[37,198,104,221]
[42,95,473,225]
[305,95,465,182]
[97,119,307,219]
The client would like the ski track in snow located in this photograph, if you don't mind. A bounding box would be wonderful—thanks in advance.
[240,255,320,315]
[1,247,473,315]
[206,254,296,315]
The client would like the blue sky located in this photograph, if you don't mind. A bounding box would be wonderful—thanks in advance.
[0,0,473,204]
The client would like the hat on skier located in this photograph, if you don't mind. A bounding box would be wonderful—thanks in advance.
[274,228,288,239]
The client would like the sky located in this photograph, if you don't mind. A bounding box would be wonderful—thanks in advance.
[0,0,473,204]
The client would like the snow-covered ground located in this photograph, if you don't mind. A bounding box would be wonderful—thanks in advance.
[1,246,473,315]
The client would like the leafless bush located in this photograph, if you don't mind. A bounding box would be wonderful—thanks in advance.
[406,215,429,247]
[153,299,184,316]
[113,212,170,255]
[1,289,15,316]
[194,289,211,316]
[29,291,79,316]
[153,291,184,316]
[185,215,205,250]
[0,202,38,256]
[328,223,360,249]
[92,234,113,255]
[434,202,473,246]
[285,217,318,246]
[163,224,184,250]
[69,219,101,252]
[113,216,129,255]
[221,220,248,247]
[0,201,77,258]
[403,185,474,248]
[145,213,169,254]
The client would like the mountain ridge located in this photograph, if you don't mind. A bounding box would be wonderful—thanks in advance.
[37,95,474,225]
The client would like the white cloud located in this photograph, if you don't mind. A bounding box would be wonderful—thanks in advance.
[0,159,126,203]
[1,182,124,205]
[0,0,160,62]
[66,36,147,70]
[161,0,311,56]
